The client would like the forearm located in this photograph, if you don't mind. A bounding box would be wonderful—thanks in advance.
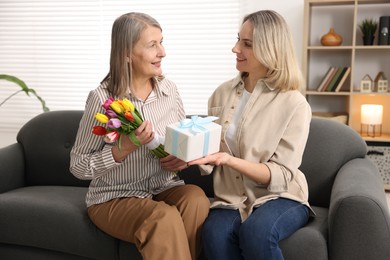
[226,154,271,184]
[111,140,138,162]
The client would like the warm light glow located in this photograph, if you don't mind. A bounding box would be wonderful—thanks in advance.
[361,104,383,125]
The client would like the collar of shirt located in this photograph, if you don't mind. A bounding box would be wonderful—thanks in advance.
[231,73,276,91]
[128,77,170,101]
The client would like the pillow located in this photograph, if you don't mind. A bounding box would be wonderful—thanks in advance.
[312,113,348,125]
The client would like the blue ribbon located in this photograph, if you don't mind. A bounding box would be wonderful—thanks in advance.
[171,116,218,157]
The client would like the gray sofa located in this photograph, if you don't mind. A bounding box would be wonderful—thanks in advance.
[1,110,390,260]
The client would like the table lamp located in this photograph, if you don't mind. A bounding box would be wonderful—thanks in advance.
[361,104,383,137]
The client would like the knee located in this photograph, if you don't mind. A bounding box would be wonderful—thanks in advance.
[153,203,182,225]
[240,219,275,247]
[182,185,210,210]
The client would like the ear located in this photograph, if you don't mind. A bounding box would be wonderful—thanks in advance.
[126,57,131,63]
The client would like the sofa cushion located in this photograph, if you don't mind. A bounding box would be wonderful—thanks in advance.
[0,186,130,260]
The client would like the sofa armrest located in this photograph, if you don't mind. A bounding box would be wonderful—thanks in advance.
[0,143,25,193]
[329,157,390,260]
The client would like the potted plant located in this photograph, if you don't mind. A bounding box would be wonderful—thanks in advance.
[0,74,49,112]
[359,18,378,45]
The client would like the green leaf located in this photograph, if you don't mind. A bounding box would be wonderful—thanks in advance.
[128,131,141,147]
[0,74,50,112]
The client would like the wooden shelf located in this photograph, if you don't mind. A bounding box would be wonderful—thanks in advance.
[303,0,390,143]
[306,91,350,96]
[362,133,390,142]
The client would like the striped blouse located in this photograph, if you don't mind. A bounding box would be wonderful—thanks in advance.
[70,77,186,207]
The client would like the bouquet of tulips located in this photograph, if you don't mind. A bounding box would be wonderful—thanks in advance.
[92,97,169,158]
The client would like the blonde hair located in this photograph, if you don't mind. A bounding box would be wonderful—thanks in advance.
[101,12,162,97]
[242,10,303,91]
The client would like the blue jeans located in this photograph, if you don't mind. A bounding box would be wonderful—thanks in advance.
[202,198,309,260]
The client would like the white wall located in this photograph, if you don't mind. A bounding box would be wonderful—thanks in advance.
[241,0,305,68]
[0,1,305,148]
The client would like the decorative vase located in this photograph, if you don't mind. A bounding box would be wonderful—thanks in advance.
[362,34,375,45]
[320,28,343,46]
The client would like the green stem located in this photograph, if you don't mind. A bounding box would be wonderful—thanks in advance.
[151,144,169,158]
[0,89,23,107]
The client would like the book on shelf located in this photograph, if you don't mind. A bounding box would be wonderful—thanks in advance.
[325,67,344,92]
[316,67,337,92]
[329,67,348,92]
[334,67,351,92]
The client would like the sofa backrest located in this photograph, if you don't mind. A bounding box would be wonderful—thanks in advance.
[300,118,367,207]
[17,110,89,187]
[16,111,368,208]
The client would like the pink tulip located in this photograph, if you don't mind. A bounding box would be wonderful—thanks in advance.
[107,118,121,129]
[105,109,117,118]
[102,97,114,110]
[104,131,119,143]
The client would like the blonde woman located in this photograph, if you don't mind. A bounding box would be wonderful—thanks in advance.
[70,13,209,260]
[189,10,312,260]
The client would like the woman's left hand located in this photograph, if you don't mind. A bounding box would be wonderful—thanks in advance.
[160,155,188,172]
[188,152,231,166]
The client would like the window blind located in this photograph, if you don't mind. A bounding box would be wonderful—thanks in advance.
[0,0,239,136]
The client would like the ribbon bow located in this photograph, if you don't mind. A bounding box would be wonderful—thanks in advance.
[179,115,218,135]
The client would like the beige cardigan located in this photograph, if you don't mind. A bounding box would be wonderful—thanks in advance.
[202,74,312,221]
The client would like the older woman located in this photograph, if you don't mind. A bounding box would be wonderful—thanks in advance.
[70,12,209,260]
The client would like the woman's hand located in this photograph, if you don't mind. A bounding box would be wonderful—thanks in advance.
[112,120,155,162]
[188,152,232,166]
[134,120,155,146]
[160,155,188,172]
[189,152,271,185]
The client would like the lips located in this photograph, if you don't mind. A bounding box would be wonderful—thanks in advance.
[152,61,161,67]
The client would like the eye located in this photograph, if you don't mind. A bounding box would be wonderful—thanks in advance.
[243,40,252,48]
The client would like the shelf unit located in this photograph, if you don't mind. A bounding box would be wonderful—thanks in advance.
[302,0,390,142]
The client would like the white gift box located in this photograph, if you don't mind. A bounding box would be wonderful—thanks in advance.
[164,116,222,162]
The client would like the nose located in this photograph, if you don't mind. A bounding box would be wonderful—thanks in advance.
[158,44,166,58]
[232,42,239,54]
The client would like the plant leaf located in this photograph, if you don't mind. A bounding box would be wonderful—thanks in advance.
[0,74,49,112]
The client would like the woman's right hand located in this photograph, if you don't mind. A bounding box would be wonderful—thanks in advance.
[112,120,155,162]
[134,120,155,146]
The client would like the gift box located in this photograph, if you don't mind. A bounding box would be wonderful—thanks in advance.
[164,116,222,162]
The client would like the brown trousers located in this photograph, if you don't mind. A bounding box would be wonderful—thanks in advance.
[88,184,210,260]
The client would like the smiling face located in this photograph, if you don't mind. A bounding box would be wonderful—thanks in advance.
[232,20,267,80]
[131,25,166,80]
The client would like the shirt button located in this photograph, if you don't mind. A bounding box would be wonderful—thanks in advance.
[231,106,234,109]
[242,192,246,196]
[236,176,240,179]
[224,121,229,124]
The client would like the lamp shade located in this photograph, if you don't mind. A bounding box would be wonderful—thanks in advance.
[361,104,383,125]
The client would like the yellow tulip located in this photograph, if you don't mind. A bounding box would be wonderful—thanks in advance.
[121,98,135,112]
[95,113,109,124]
[110,101,124,114]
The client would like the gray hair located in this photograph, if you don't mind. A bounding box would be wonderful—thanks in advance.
[102,12,162,97]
